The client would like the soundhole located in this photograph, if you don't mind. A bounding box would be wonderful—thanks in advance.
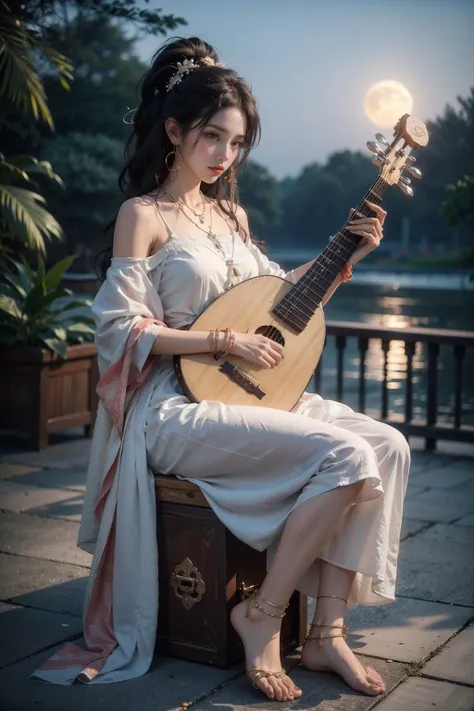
[255,325,285,347]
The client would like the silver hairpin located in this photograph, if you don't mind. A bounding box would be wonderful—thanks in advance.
[166,59,198,92]
[165,56,225,93]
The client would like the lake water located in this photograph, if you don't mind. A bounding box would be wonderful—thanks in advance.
[69,263,474,429]
[277,259,474,428]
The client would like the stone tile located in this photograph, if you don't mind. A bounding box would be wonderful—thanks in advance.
[0,553,88,618]
[411,466,474,489]
[432,441,474,458]
[0,463,41,480]
[419,523,474,545]
[1,438,91,470]
[400,518,428,540]
[455,513,474,527]
[6,465,87,492]
[0,481,83,521]
[409,451,462,474]
[374,677,474,711]
[405,483,427,496]
[25,502,82,522]
[451,479,474,497]
[0,644,244,711]
[0,512,91,568]
[421,624,474,686]
[343,597,472,662]
[0,602,81,668]
[403,488,474,523]
[192,654,406,711]
[397,527,474,607]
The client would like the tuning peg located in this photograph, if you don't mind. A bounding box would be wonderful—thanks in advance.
[405,165,422,179]
[399,175,412,186]
[398,181,414,197]
[367,140,384,155]
[375,133,390,147]
[406,155,416,165]
[372,155,388,167]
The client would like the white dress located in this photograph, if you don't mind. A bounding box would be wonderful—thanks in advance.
[33,225,409,686]
[99,227,410,604]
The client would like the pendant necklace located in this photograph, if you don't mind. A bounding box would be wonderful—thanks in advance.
[167,191,206,224]
[165,191,241,289]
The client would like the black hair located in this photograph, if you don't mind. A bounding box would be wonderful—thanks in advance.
[97,36,261,278]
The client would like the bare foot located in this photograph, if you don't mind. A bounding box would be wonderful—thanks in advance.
[301,634,385,696]
[231,599,303,702]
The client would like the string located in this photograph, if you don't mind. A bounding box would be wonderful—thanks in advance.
[251,175,388,353]
[268,174,391,338]
[227,173,392,381]
[278,137,414,326]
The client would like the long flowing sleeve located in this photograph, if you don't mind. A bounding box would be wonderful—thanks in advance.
[91,257,166,375]
[245,239,297,283]
[32,256,167,685]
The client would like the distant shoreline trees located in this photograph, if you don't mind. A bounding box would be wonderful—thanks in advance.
[2,2,471,270]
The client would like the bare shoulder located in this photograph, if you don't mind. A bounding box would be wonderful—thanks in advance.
[113,195,169,258]
[221,200,250,243]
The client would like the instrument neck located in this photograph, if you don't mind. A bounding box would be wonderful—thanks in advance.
[272,177,390,333]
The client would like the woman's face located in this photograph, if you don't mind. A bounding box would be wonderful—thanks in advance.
[181,107,247,184]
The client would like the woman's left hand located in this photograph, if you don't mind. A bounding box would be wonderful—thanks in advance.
[346,201,387,265]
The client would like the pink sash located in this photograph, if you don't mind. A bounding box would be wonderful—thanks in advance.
[37,319,163,681]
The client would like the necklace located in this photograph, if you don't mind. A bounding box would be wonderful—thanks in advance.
[165,192,241,289]
[164,190,206,224]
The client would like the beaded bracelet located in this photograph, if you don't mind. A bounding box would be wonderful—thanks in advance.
[340,263,353,283]
[208,327,235,360]
[208,329,219,359]
[218,327,235,357]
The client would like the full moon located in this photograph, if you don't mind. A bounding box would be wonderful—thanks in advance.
[364,80,414,127]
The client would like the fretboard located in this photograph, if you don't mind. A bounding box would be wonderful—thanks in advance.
[273,178,390,333]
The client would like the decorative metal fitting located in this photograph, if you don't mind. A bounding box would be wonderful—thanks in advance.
[170,557,206,610]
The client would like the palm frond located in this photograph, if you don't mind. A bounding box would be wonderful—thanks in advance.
[0,184,63,253]
[0,154,64,188]
[0,10,53,128]
[0,5,73,128]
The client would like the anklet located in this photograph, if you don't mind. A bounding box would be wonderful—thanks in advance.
[317,595,347,603]
[258,590,289,610]
[245,589,288,619]
[304,622,349,642]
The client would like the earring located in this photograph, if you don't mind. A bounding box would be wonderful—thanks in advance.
[165,146,182,172]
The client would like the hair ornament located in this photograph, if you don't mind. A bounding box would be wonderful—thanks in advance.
[165,56,225,92]
[122,106,137,125]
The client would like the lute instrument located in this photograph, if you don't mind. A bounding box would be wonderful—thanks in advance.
[175,114,429,411]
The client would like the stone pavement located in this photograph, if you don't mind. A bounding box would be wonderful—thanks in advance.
[0,432,473,711]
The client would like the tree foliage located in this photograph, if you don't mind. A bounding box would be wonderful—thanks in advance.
[39,132,124,255]
[273,90,474,254]
[3,0,472,269]
[441,174,474,234]
[238,161,280,238]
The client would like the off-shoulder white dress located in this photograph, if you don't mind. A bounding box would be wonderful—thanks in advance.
[94,227,409,606]
[33,225,410,686]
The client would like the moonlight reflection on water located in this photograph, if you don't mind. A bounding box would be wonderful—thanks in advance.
[305,281,474,427]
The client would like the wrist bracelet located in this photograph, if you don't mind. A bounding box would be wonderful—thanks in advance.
[209,327,235,360]
[340,264,353,283]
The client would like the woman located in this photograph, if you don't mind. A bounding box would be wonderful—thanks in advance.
[34,37,409,700]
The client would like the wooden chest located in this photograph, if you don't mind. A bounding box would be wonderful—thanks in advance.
[155,475,307,668]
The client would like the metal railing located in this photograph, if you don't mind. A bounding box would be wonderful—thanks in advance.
[316,322,474,449]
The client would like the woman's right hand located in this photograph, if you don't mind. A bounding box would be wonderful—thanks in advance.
[231,332,284,369]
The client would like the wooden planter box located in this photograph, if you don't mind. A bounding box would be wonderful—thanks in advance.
[0,343,99,450]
